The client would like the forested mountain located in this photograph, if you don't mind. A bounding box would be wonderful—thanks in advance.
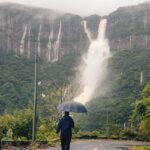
[0,2,150,135]
[79,48,150,131]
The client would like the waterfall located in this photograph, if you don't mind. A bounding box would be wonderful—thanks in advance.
[27,25,31,58]
[144,11,147,28]
[140,71,143,85]
[38,24,42,57]
[47,24,54,62]
[129,35,132,49]
[7,17,11,53]
[74,19,111,104]
[20,24,27,55]
[53,21,62,62]
[82,20,92,43]
[145,35,148,49]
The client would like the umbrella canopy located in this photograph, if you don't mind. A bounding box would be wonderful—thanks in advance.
[57,101,87,113]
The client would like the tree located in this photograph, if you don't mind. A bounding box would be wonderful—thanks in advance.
[0,109,32,140]
[130,82,150,137]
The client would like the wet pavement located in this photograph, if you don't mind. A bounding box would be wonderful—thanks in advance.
[47,139,150,150]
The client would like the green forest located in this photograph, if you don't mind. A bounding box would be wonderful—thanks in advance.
[0,47,150,141]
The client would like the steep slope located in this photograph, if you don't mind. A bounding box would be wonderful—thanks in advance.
[0,3,88,62]
[75,2,150,130]
[107,2,150,51]
[0,2,150,129]
[0,52,79,114]
[80,48,150,130]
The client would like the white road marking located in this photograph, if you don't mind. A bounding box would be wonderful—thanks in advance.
[93,148,98,150]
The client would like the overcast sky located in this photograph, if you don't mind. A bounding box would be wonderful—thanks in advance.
[0,0,149,16]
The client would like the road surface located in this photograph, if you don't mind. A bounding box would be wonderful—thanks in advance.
[47,139,150,150]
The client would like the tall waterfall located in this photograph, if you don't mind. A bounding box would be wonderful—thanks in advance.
[20,24,27,55]
[27,25,31,58]
[129,35,132,49]
[140,71,143,85]
[82,20,92,43]
[47,24,54,62]
[144,11,147,28]
[74,19,111,104]
[38,24,42,57]
[53,21,62,62]
[7,17,12,53]
[145,35,148,49]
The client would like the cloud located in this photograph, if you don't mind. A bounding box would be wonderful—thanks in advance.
[0,0,147,16]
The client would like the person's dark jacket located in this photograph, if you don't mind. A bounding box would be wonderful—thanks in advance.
[56,115,74,135]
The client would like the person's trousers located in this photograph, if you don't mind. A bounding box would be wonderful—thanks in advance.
[61,133,72,150]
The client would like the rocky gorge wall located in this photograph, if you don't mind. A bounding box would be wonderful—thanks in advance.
[0,2,150,62]
[0,3,89,62]
[107,3,150,51]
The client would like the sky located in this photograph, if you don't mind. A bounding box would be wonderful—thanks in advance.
[0,0,149,16]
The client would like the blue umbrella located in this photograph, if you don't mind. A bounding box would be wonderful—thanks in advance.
[57,101,87,113]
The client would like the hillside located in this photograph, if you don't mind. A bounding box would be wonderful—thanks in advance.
[0,3,89,62]
[0,52,78,115]
[79,48,150,131]
[0,2,150,133]
[107,2,150,51]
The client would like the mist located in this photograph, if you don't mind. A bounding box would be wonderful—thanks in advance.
[74,19,111,104]
[0,0,148,16]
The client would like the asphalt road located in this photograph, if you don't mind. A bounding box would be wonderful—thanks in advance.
[47,139,150,150]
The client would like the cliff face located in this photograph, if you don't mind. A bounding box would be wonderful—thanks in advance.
[0,3,89,62]
[107,3,150,51]
[1,2,150,123]
[0,2,150,61]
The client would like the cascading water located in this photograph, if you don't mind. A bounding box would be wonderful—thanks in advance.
[7,17,12,53]
[74,19,111,104]
[144,11,147,28]
[38,24,42,57]
[140,71,143,85]
[20,24,27,54]
[130,36,132,49]
[47,23,54,62]
[145,35,148,49]
[27,25,31,58]
[82,20,92,43]
[53,21,62,62]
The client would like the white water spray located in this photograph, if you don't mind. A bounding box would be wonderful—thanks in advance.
[38,24,42,57]
[140,71,143,85]
[47,24,54,61]
[53,21,62,62]
[7,17,12,53]
[20,24,27,55]
[129,35,132,49]
[144,11,147,28]
[82,20,92,43]
[74,19,111,104]
[145,35,148,49]
[27,25,31,58]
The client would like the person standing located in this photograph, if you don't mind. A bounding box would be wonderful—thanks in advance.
[56,112,74,150]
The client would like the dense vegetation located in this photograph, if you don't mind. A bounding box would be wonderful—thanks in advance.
[1,48,150,141]
[1,2,150,142]
[130,82,150,140]
[0,53,34,113]
[0,51,79,141]
[131,146,150,150]
[75,48,150,140]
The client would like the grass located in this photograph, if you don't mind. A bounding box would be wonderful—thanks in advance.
[131,146,150,150]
